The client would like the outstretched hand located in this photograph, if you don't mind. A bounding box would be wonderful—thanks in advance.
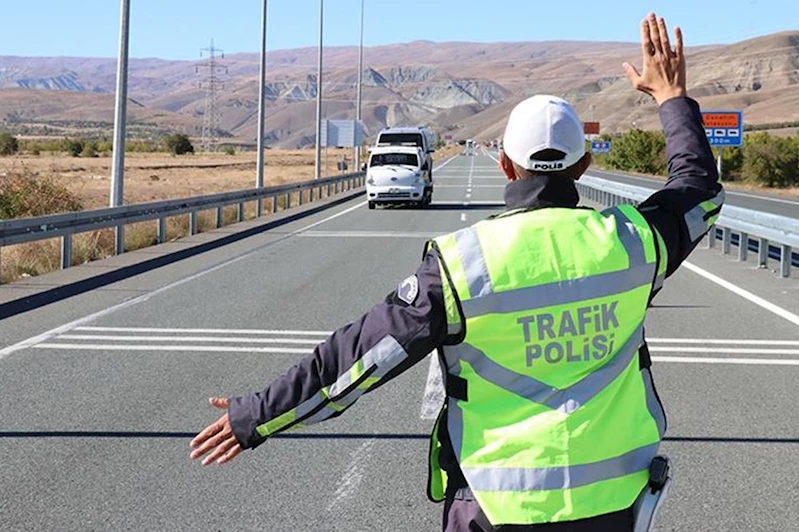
[190,397,243,466]
[623,12,687,105]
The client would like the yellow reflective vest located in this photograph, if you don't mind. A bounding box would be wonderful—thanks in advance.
[427,205,668,526]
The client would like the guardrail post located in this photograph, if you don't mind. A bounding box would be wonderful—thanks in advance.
[706,226,716,248]
[299,189,304,206]
[780,245,792,278]
[257,199,264,218]
[61,234,72,269]
[721,227,732,255]
[157,217,167,244]
[738,232,749,262]
[0,249,3,286]
[190,211,199,235]
[286,193,291,209]
[758,238,769,269]
[238,203,245,222]
[115,226,125,255]
[216,207,223,229]
[327,182,332,197]
[272,195,278,213]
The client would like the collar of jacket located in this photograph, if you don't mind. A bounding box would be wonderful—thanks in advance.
[503,174,580,210]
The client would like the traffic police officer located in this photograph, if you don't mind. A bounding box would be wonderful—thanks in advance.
[191,13,724,531]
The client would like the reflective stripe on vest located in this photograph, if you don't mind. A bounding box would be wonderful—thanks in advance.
[428,206,666,525]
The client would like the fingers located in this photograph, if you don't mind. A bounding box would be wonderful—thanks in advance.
[209,397,230,410]
[190,422,233,461]
[190,418,223,450]
[657,16,672,56]
[639,17,653,56]
[647,13,662,56]
[623,62,642,87]
[674,26,684,59]
[217,444,243,465]
[200,436,240,466]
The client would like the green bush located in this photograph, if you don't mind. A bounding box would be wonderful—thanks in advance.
[0,132,20,155]
[717,147,743,181]
[224,147,236,156]
[63,138,84,157]
[602,129,666,175]
[742,133,798,188]
[0,169,84,219]
[165,134,194,156]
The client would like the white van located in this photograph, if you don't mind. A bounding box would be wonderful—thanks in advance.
[375,127,436,180]
[366,146,433,210]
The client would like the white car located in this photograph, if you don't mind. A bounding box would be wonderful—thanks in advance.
[366,146,433,210]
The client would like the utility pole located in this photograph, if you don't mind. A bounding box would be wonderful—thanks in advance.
[110,0,130,255]
[198,40,226,153]
[314,0,324,180]
[355,0,365,172]
[256,0,269,216]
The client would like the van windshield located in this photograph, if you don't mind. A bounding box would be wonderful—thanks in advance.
[370,153,419,168]
[378,133,424,148]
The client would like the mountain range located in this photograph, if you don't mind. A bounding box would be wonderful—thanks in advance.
[0,31,797,147]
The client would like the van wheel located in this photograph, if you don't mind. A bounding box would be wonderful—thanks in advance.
[368,201,376,210]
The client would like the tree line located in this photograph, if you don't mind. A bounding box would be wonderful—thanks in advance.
[592,130,799,188]
[0,133,201,157]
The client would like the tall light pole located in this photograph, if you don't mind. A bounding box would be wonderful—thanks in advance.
[110,0,131,255]
[355,0,365,171]
[256,0,269,216]
[314,0,324,180]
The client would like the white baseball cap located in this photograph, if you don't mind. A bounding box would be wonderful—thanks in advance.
[503,95,585,172]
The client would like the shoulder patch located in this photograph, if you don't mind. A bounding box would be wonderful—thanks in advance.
[397,275,420,305]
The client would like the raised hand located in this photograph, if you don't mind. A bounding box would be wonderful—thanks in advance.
[623,13,687,105]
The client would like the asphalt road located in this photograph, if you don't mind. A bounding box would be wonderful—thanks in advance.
[1,150,797,531]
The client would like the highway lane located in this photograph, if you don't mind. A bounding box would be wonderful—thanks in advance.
[1,152,797,531]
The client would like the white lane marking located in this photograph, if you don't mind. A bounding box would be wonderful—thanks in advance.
[652,356,799,366]
[0,202,366,360]
[435,185,503,189]
[76,326,332,335]
[650,347,799,355]
[465,194,472,199]
[298,231,443,239]
[648,338,799,346]
[58,335,323,345]
[33,344,315,354]
[326,438,376,512]
[460,213,467,222]
[420,353,445,420]
[683,261,799,328]
[434,155,459,171]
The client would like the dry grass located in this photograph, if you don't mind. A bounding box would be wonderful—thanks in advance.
[0,148,358,284]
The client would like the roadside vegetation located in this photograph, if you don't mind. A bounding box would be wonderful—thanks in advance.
[592,130,799,188]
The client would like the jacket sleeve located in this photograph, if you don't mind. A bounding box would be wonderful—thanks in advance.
[637,97,725,279]
[227,250,449,450]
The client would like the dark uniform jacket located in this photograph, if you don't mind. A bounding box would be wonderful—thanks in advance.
[228,97,723,528]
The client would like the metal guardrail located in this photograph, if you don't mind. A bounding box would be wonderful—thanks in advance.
[0,172,365,284]
[578,174,797,278]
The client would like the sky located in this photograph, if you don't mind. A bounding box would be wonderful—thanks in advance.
[0,0,794,59]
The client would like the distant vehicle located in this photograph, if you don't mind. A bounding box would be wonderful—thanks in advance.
[375,127,436,180]
[366,146,433,210]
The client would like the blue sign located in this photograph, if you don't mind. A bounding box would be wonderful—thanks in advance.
[702,111,743,147]
[591,141,611,154]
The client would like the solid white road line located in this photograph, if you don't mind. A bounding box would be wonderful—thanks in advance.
[650,346,799,355]
[298,231,443,239]
[33,344,315,354]
[652,356,799,366]
[76,326,332,335]
[683,261,799,328]
[461,213,467,222]
[648,338,799,346]
[0,202,365,360]
[57,335,323,345]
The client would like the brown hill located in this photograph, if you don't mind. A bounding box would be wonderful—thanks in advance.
[0,32,796,146]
